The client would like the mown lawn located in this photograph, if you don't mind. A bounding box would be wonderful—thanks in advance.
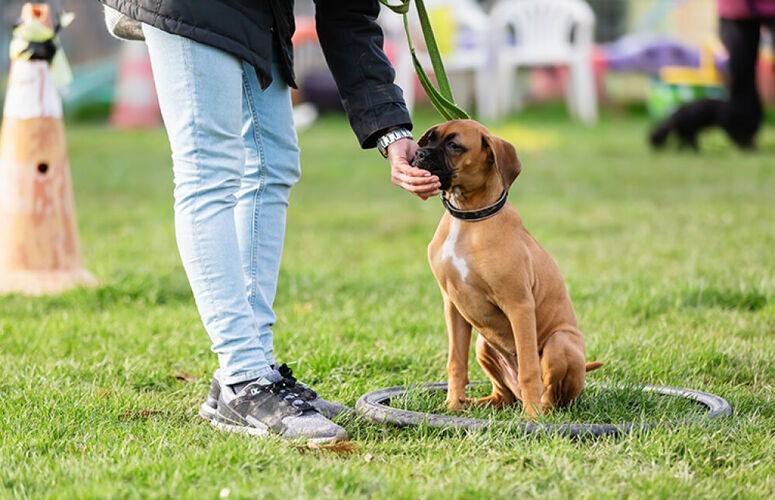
[1,108,774,499]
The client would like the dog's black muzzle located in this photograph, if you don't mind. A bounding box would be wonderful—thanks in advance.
[411,147,454,191]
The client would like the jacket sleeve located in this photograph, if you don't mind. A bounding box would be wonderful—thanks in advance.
[314,0,413,149]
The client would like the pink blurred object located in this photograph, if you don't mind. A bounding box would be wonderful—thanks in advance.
[109,42,160,129]
[718,0,775,19]
[525,48,607,105]
[757,48,775,104]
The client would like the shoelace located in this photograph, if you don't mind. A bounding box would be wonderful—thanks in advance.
[266,379,313,412]
[278,363,297,384]
[277,363,318,399]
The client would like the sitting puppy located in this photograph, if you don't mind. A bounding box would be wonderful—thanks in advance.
[412,120,602,418]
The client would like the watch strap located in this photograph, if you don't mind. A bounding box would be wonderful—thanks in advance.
[377,128,413,158]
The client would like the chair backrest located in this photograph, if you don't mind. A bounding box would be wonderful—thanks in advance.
[490,0,595,53]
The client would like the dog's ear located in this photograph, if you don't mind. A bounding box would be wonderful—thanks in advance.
[418,126,439,147]
[482,133,521,190]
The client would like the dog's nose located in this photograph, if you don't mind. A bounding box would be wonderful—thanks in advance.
[414,148,429,162]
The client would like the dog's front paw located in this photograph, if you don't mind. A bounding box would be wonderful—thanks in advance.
[521,401,543,420]
[445,395,466,412]
[470,394,510,409]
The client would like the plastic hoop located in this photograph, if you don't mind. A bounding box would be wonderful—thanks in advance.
[355,382,732,437]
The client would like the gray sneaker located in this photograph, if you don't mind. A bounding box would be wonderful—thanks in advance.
[204,370,348,443]
[199,365,352,421]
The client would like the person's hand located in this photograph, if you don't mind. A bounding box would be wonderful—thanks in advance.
[388,138,441,200]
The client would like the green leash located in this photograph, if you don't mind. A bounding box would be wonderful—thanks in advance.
[379,0,470,120]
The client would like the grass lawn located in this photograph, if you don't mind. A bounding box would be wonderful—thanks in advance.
[1,107,774,499]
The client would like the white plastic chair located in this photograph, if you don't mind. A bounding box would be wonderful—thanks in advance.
[488,0,598,123]
[380,0,495,117]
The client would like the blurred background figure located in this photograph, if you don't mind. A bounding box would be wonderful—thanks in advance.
[650,0,775,150]
[3,0,773,150]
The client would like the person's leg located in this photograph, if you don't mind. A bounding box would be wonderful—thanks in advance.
[235,59,301,368]
[719,18,763,146]
[229,57,349,421]
[142,24,272,385]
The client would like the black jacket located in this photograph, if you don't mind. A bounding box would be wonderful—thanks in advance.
[99,0,412,148]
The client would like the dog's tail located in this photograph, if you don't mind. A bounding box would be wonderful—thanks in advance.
[585,361,603,372]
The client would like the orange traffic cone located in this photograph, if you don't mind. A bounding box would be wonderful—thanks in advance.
[109,41,160,129]
[0,3,97,295]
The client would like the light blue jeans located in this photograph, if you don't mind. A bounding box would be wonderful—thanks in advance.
[143,24,301,385]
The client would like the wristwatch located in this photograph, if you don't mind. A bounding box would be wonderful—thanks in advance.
[377,127,413,158]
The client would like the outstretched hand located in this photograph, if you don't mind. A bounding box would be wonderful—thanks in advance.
[388,138,441,200]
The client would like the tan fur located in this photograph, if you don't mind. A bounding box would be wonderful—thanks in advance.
[421,120,602,418]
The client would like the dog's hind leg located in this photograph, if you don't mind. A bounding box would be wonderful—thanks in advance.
[540,331,585,412]
[472,335,518,408]
[677,132,699,152]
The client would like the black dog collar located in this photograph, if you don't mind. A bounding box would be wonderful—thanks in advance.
[441,190,508,221]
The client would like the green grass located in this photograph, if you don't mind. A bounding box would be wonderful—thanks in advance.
[1,107,774,499]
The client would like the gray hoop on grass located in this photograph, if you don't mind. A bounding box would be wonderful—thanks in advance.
[355,382,732,437]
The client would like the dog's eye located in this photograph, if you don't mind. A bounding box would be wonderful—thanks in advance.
[447,141,462,151]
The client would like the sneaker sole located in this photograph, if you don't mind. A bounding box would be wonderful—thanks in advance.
[209,417,271,437]
[199,404,217,421]
[209,418,346,443]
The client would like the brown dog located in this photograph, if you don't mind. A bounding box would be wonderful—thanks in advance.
[413,120,601,418]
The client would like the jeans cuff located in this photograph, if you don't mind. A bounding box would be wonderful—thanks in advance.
[220,366,273,386]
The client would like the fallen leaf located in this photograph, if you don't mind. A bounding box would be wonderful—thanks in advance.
[118,410,162,419]
[293,440,357,456]
[172,370,198,383]
[97,389,112,397]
